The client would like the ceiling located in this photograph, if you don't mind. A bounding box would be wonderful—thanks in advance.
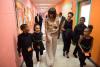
[30,0,62,13]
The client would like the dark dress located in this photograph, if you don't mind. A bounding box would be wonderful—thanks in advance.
[80,36,93,52]
[62,19,73,53]
[17,33,33,67]
[32,32,45,61]
[78,36,93,67]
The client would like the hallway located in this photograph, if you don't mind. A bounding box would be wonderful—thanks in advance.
[0,0,100,67]
[22,38,95,67]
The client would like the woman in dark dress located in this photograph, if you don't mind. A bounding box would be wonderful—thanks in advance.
[78,25,93,67]
[33,24,45,63]
[61,12,74,58]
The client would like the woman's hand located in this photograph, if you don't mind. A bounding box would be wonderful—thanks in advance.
[84,52,90,56]
[61,28,65,31]
[28,47,33,52]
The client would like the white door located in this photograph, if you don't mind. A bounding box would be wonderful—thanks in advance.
[80,3,91,26]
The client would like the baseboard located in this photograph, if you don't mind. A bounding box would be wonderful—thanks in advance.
[88,58,100,67]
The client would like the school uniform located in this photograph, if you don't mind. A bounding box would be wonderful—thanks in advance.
[17,33,33,67]
[32,32,45,61]
[73,23,87,56]
[78,35,93,67]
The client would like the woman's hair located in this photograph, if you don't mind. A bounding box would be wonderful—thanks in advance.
[34,24,40,31]
[48,7,57,19]
[68,12,74,17]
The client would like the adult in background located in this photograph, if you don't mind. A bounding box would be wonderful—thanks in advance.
[61,12,74,58]
[58,12,66,39]
[35,13,43,30]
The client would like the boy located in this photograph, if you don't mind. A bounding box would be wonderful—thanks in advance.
[17,24,33,67]
[72,17,87,58]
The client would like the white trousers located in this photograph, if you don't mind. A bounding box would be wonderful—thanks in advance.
[46,34,58,67]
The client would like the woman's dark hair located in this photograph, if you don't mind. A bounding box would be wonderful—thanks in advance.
[34,24,40,31]
[20,24,27,30]
[68,12,74,17]
[48,7,57,19]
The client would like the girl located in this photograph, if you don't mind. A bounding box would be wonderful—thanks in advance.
[45,7,59,67]
[78,25,93,67]
[33,24,45,63]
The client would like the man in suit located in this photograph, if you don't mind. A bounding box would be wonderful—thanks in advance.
[35,13,43,30]
[58,12,66,39]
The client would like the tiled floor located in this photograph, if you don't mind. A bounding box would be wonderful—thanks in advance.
[22,38,95,67]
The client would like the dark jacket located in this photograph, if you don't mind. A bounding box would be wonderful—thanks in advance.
[17,33,33,54]
[32,32,45,50]
[35,15,43,25]
[80,36,93,52]
[72,23,87,44]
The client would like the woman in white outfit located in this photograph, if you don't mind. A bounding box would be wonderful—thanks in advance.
[45,7,59,67]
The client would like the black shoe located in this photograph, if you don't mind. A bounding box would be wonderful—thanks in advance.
[73,54,78,58]
[66,55,69,58]
[83,62,86,66]
[80,64,83,67]
[66,52,69,58]
[63,52,65,56]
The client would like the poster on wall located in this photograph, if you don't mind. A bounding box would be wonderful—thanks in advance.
[15,0,34,26]
[15,0,35,34]
[15,0,24,27]
[62,2,72,18]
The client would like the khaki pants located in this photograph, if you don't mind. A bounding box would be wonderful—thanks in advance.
[46,33,58,67]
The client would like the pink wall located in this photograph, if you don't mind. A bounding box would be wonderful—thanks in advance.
[0,0,18,67]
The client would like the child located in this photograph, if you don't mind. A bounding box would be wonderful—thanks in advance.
[17,24,33,67]
[78,25,93,67]
[33,24,45,62]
